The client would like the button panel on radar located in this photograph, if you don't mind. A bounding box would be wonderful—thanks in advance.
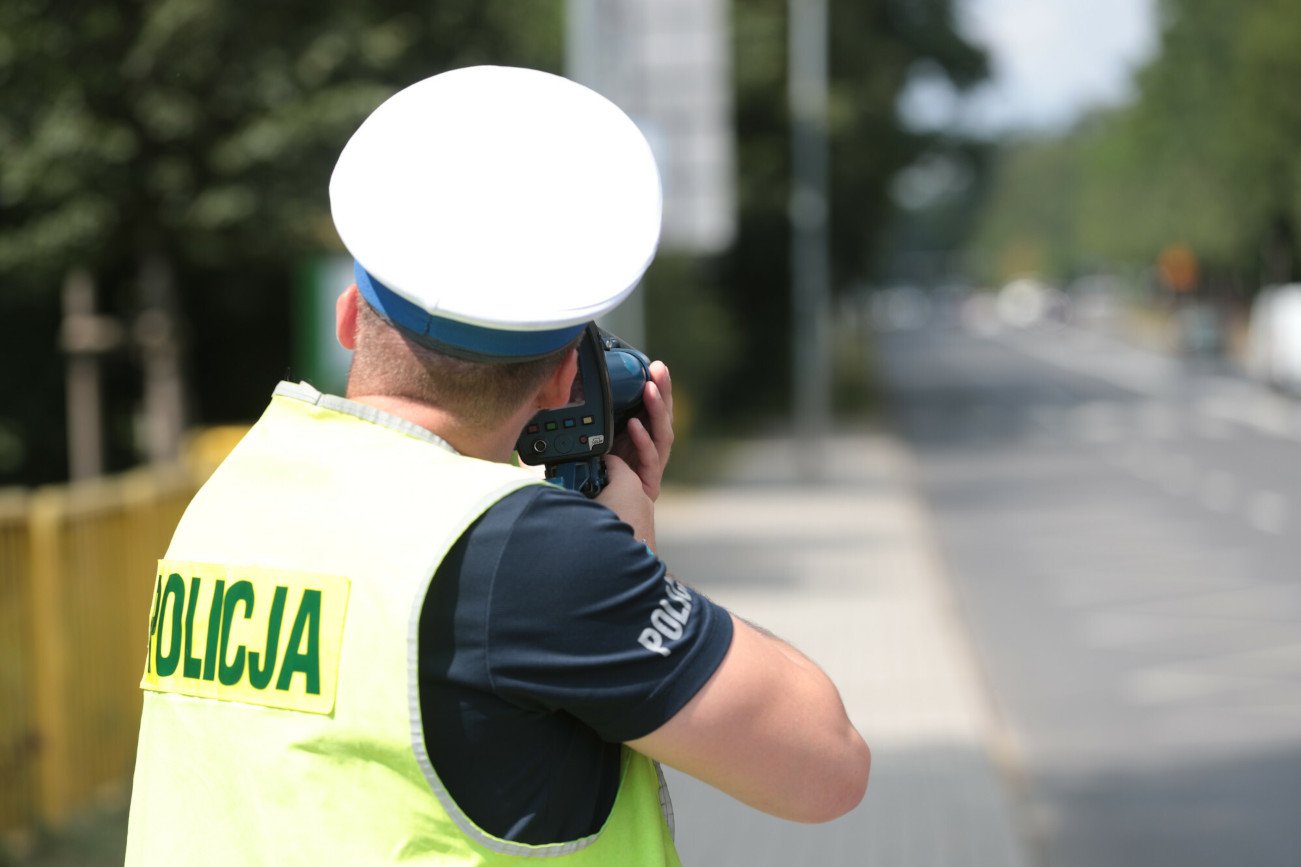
[525,414,597,456]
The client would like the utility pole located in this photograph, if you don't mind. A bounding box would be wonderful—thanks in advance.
[136,252,184,465]
[789,0,832,471]
[59,268,123,480]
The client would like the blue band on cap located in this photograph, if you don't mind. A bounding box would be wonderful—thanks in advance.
[353,262,585,360]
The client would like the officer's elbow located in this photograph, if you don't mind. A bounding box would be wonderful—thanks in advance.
[821,732,871,822]
[788,730,871,824]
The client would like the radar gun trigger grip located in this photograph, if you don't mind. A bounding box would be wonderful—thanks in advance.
[516,322,651,498]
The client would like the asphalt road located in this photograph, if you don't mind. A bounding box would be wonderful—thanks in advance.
[877,317,1301,867]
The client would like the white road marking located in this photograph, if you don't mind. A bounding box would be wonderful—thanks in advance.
[1123,667,1234,705]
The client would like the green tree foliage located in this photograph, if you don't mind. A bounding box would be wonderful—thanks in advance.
[0,0,563,484]
[0,0,563,286]
[967,0,1301,292]
[967,133,1083,283]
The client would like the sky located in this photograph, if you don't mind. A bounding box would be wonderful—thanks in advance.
[900,0,1160,135]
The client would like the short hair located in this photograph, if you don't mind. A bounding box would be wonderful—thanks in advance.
[347,296,575,430]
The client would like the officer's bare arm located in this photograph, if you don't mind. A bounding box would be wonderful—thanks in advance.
[626,614,870,823]
[605,360,870,819]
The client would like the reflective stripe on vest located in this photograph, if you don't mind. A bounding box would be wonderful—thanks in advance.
[126,382,680,866]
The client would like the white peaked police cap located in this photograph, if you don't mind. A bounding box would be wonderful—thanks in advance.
[330,65,663,361]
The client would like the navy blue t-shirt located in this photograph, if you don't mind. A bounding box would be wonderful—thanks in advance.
[418,484,733,845]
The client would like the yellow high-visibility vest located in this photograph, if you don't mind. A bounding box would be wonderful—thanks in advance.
[126,382,680,866]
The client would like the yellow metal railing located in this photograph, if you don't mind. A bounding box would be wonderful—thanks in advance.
[0,426,247,841]
[0,490,37,836]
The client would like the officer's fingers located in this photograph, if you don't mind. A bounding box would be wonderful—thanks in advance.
[642,378,674,466]
[646,390,673,474]
[623,417,662,499]
[597,453,656,543]
[609,421,643,465]
[600,453,643,501]
[649,361,673,420]
[602,452,636,485]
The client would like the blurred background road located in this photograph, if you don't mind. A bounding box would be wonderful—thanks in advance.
[879,311,1301,867]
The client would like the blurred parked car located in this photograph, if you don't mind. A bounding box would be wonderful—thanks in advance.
[1246,283,1301,392]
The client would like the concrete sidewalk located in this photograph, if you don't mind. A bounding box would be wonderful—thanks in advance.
[655,430,1035,866]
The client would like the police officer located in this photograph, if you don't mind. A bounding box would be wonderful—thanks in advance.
[126,66,868,865]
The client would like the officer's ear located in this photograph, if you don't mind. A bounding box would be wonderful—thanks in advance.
[536,347,579,410]
[336,284,360,350]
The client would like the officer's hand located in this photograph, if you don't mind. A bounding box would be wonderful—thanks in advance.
[596,453,656,551]
[609,360,674,501]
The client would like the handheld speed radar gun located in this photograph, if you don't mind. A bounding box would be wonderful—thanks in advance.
[516,322,650,498]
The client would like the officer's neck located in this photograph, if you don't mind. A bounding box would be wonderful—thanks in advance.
[346,394,523,464]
